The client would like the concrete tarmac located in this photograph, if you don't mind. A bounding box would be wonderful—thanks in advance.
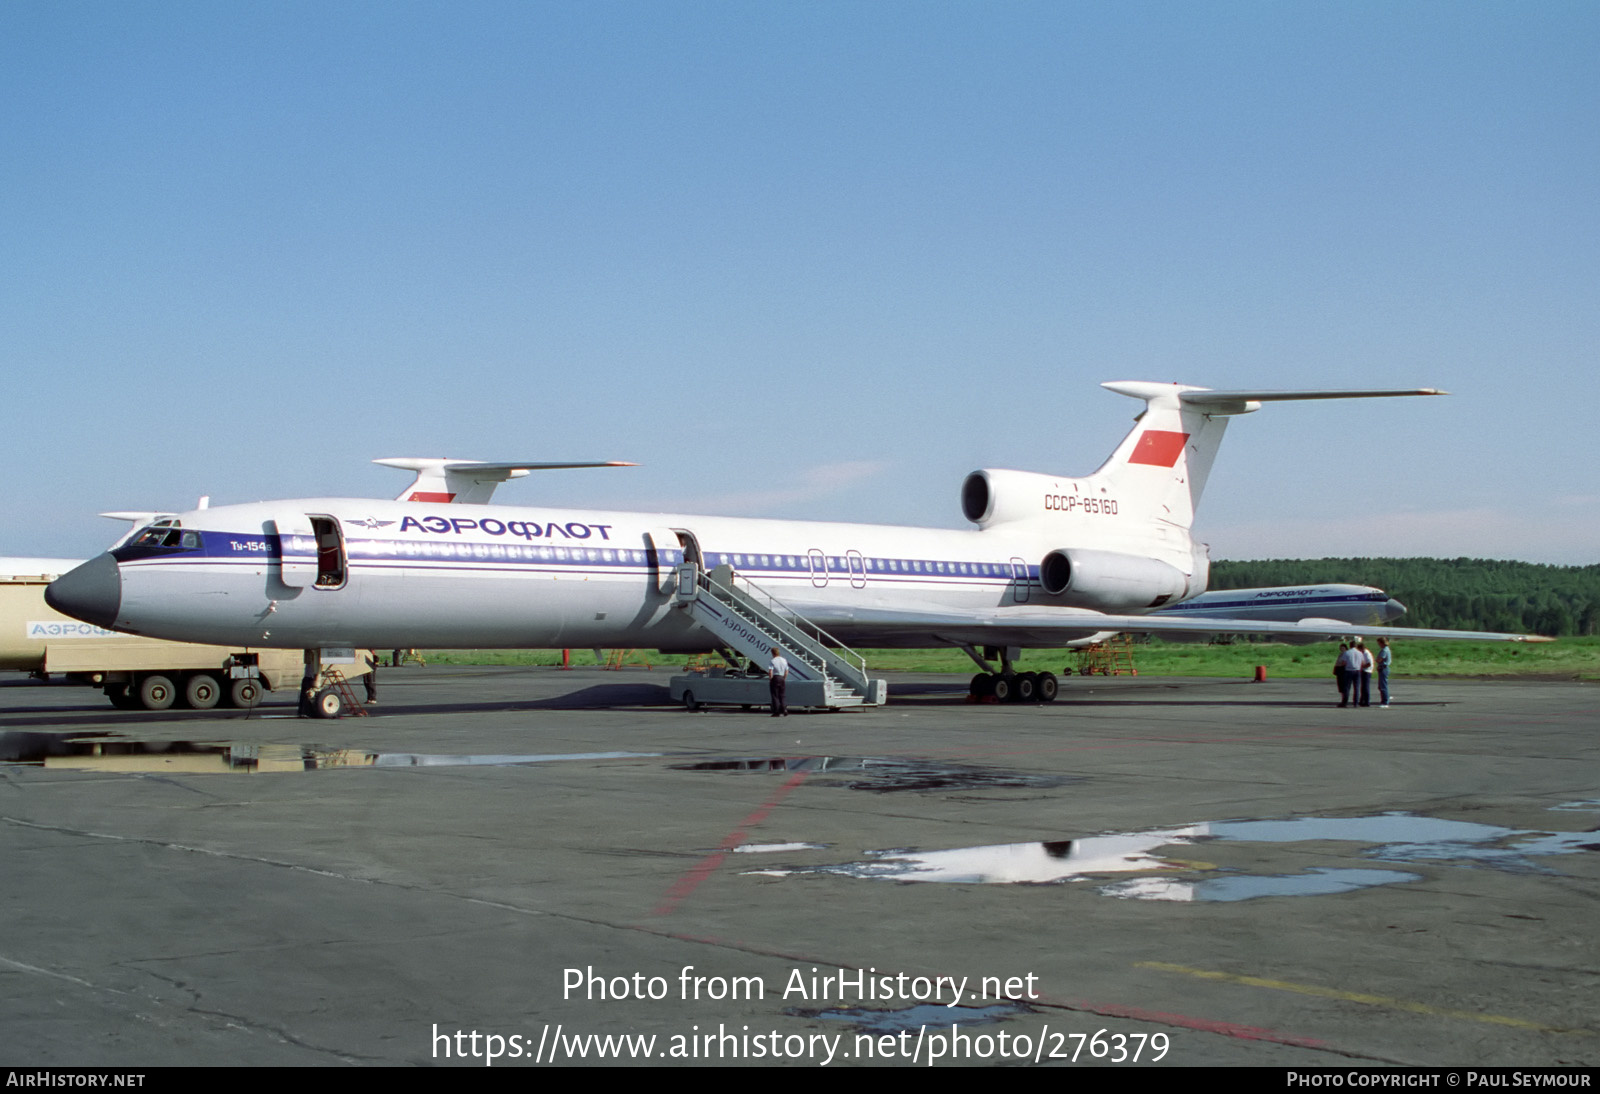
[1,666,1595,1067]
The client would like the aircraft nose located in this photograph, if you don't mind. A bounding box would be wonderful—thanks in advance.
[1384,597,1407,622]
[45,553,122,629]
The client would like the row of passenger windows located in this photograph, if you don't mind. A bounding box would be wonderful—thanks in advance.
[160,527,1025,578]
[346,541,1020,576]
[707,552,1020,577]
[357,542,652,563]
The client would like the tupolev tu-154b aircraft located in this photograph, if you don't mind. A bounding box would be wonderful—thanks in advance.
[45,380,1548,707]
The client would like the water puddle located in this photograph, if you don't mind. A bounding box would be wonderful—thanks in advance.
[748,811,1596,899]
[673,755,1073,793]
[796,1002,1028,1034]
[1204,815,1600,875]
[0,731,657,774]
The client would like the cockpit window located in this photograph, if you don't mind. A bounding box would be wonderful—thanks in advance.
[129,521,199,550]
[132,521,180,548]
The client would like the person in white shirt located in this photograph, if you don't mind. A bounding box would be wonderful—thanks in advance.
[768,646,790,717]
[1354,639,1374,707]
[1337,643,1365,707]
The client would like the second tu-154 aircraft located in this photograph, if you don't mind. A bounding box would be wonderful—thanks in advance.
[46,381,1547,708]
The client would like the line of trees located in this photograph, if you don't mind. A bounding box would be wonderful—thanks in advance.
[1209,558,1600,637]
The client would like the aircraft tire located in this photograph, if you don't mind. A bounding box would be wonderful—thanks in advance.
[682,691,699,712]
[106,685,140,710]
[970,673,994,699]
[1016,672,1038,703]
[226,678,262,709]
[183,673,222,710]
[990,675,1014,703]
[137,675,176,711]
[1036,672,1059,703]
[313,688,343,719]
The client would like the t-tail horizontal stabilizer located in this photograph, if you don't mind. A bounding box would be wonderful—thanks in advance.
[1086,382,1448,533]
[375,458,637,504]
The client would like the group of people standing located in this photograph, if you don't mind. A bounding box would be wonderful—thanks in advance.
[1334,637,1391,708]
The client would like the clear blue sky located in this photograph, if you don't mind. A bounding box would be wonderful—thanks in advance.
[4,1,1596,563]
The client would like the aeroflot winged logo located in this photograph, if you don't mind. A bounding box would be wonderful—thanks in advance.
[1128,430,1189,467]
[349,517,397,530]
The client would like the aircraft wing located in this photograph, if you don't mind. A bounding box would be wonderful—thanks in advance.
[810,604,1550,647]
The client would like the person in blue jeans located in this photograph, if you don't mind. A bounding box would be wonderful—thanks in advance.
[1377,637,1392,708]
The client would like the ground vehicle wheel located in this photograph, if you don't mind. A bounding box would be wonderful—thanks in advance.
[682,690,699,712]
[137,675,176,711]
[183,673,221,710]
[225,678,262,708]
[1036,672,1059,702]
[1015,672,1038,703]
[990,675,1014,703]
[313,688,343,719]
[106,685,140,709]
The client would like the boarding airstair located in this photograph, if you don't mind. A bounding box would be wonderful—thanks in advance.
[668,563,886,711]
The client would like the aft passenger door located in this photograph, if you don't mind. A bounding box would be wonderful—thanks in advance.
[645,528,684,593]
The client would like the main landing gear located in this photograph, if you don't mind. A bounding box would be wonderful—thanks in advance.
[958,643,1060,703]
[968,670,1059,704]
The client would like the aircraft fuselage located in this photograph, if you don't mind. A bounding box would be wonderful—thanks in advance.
[55,497,1150,651]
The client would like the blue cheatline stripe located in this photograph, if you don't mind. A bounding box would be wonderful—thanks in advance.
[121,530,1044,588]
[1158,594,1383,614]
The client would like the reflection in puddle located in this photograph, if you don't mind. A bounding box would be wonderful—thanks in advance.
[748,829,1204,883]
[751,811,1597,901]
[373,751,654,768]
[732,842,828,854]
[673,755,1072,793]
[799,1003,1028,1033]
[1552,799,1600,812]
[0,732,657,774]
[1102,868,1423,902]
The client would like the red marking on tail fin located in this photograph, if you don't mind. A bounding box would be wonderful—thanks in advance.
[1129,430,1189,467]
[407,491,455,503]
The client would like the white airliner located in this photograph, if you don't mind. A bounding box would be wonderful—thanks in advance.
[44,381,1546,705]
[1149,583,1405,641]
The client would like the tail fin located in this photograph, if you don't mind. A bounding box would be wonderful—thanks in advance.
[1093,382,1445,532]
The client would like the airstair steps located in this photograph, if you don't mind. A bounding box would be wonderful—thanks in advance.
[672,563,883,707]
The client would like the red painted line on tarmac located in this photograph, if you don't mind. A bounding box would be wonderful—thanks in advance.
[649,770,810,917]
